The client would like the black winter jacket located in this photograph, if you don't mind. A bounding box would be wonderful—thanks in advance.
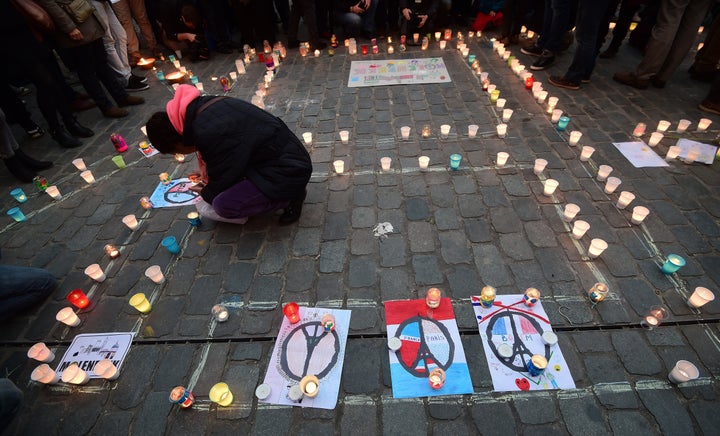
[182,96,312,203]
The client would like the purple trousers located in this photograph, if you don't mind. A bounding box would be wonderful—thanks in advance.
[212,179,289,219]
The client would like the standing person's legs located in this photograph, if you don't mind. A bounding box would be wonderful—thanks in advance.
[636,0,692,79]
[92,1,131,85]
[362,0,379,35]
[0,264,56,321]
[302,0,322,47]
[564,0,613,83]
[336,12,363,38]
[113,0,140,59]
[0,108,19,158]
[127,0,157,53]
[274,0,290,32]
[211,179,289,220]
[0,379,23,429]
[287,0,304,46]
[87,39,131,107]
[608,0,643,51]
[252,0,277,46]
[543,0,574,52]
[691,12,720,77]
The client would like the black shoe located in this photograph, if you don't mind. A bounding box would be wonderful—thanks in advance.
[22,122,44,138]
[126,80,149,92]
[520,44,543,57]
[278,190,307,225]
[14,149,52,170]
[530,50,555,70]
[3,156,36,182]
[51,128,81,148]
[548,75,580,90]
[63,117,94,138]
[131,73,148,84]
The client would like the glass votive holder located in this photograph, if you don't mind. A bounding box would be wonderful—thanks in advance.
[496,98,506,109]
[668,360,700,384]
[187,211,201,226]
[67,289,90,309]
[174,153,186,163]
[333,160,345,174]
[596,165,613,181]
[557,116,570,131]
[56,307,81,327]
[400,126,411,140]
[604,177,622,194]
[418,156,430,170]
[580,146,595,161]
[533,158,548,175]
[588,238,608,258]
[339,130,349,144]
[616,191,635,209]
[543,179,559,196]
[688,286,715,308]
[28,342,55,363]
[648,132,663,147]
[84,263,106,282]
[684,149,700,164]
[162,236,181,254]
[302,132,312,145]
[502,109,513,123]
[656,120,671,132]
[31,364,60,384]
[568,131,582,146]
[72,158,87,171]
[660,254,685,274]
[496,123,508,138]
[641,305,668,330]
[697,118,712,131]
[490,89,501,103]
[426,287,442,308]
[62,363,90,385]
[129,293,152,313]
[449,154,462,170]
[80,170,95,184]
[212,304,229,322]
[496,152,509,167]
[440,124,451,139]
[196,83,204,92]
[587,282,609,303]
[10,188,27,203]
[7,207,27,222]
[145,265,165,284]
[551,109,563,123]
[428,368,446,390]
[283,302,300,323]
[572,220,590,239]
[677,119,691,133]
[468,124,479,138]
[104,244,120,259]
[122,214,139,230]
[422,125,431,138]
[563,203,580,222]
[380,157,392,171]
[94,359,119,380]
[631,206,649,224]
[45,186,62,200]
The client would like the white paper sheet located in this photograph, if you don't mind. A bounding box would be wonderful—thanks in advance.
[675,138,718,164]
[613,141,669,168]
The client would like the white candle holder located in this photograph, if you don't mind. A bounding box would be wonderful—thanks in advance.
[648,132,663,147]
[333,160,345,174]
[496,152,509,167]
[31,364,60,384]
[668,360,700,383]
[496,123,507,138]
[94,359,119,380]
[339,130,349,144]
[616,191,635,209]
[400,126,411,140]
[502,109,513,123]
[697,118,712,131]
[631,206,649,224]
[568,131,582,146]
[302,132,312,145]
[62,363,90,385]
[588,238,608,258]
[122,214,139,230]
[684,149,700,164]
[380,157,392,171]
[84,263,106,282]
[440,124,451,139]
[551,109,563,123]
[596,165,613,181]
[563,203,580,222]
[496,98,506,109]
[28,342,55,363]
[533,158,548,175]
[418,156,430,170]
[543,179,559,196]
[572,220,590,239]
[56,307,81,327]
[468,124,479,138]
[656,120,671,132]
[677,119,691,133]
[665,146,681,161]
[45,186,62,200]
[580,146,595,161]
[604,177,622,194]
[546,96,558,114]
[687,286,715,308]
[80,170,95,184]
[537,91,548,104]
[72,158,87,171]
[145,265,165,284]
[641,305,668,330]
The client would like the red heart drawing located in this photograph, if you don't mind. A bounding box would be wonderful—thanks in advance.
[515,378,530,391]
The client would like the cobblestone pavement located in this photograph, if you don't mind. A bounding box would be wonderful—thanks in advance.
[1,30,719,435]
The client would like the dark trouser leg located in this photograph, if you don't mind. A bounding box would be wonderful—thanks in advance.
[212,179,289,219]
[0,265,56,321]
[0,83,33,129]
[607,0,643,51]
[566,0,613,82]
[89,39,129,105]
[69,43,114,111]
[0,379,23,429]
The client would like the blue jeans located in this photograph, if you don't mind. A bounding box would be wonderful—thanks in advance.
[0,265,56,321]
[536,0,574,53]
[564,0,613,82]
[335,0,379,37]
[0,379,22,429]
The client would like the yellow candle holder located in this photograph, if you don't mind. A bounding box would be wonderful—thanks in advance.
[209,382,234,406]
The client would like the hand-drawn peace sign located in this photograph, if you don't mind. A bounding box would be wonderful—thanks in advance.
[279,321,340,382]
[485,309,550,372]
[393,316,454,377]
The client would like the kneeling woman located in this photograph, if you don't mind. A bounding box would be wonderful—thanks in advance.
[146,85,312,224]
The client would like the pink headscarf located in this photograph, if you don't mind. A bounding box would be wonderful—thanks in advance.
[165,84,201,134]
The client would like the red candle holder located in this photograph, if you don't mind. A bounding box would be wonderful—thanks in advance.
[361,45,368,55]
[67,289,90,309]
[283,302,300,324]
[524,75,534,90]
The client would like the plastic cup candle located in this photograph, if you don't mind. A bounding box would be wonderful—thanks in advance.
[439,40,446,49]
[490,89,500,103]
[535,91,547,105]
[541,331,558,346]
[80,170,95,184]
[551,109,563,123]
[67,289,90,309]
[546,96,558,112]
[209,382,233,406]
[604,177,622,194]
[487,84,496,94]
[111,155,126,169]
[56,307,81,326]
[563,203,580,222]
[668,360,700,384]
[656,120,671,132]
[380,157,392,171]
[588,282,609,303]
[162,236,181,254]
[665,146,681,161]
[568,131,582,146]
[523,288,540,306]
[697,118,712,131]
[129,293,152,313]
[428,368,446,390]
[660,254,686,274]
[677,119,691,133]
[684,149,700,164]
[588,238,608,258]
[533,158,547,175]
[641,306,668,330]
[426,287,442,308]
[62,363,89,385]
[502,109,513,122]
[170,386,195,408]
[283,302,300,323]
[495,98,506,109]
[28,342,55,362]
[524,74,534,89]
[122,214,139,230]
[616,191,635,209]
[557,116,570,131]
[496,123,508,138]
[31,364,60,384]
[440,124,451,139]
[7,207,26,222]
[302,132,312,145]
[543,179,559,196]
[196,82,204,92]
[648,132,663,147]
[94,359,119,380]
[688,287,715,308]
[84,264,106,282]
[580,146,595,161]
[145,265,165,284]
[212,304,229,322]
[400,126,411,140]
[45,186,62,200]
[572,220,590,239]
[631,206,649,224]
[72,158,87,171]
[10,188,27,203]
[596,165,613,181]
[527,355,547,376]
[480,285,496,308]
[468,124,479,138]
[333,160,345,174]
[101,244,120,259]
[449,154,462,170]
[339,130,350,144]
[496,152,509,167]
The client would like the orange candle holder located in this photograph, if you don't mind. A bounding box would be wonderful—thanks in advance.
[283,302,300,324]
[67,289,90,309]
[428,368,446,390]
[426,288,442,309]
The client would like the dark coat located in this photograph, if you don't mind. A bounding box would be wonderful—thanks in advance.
[399,0,440,15]
[36,0,105,48]
[182,96,312,203]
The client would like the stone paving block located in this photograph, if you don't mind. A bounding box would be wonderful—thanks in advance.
[680,325,720,376]
[689,401,720,435]
[401,176,428,197]
[470,401,517,435]
[650,200,688,225]
[558,393,609,435]
[58,390,106,435]
[91,411,134,435]
[285,258,315,292]
[380,268,412,301]
[662,185,700,210]
[572,331,613,353]
[380,235,407,267]
[408,221,436,252]
[438,231,472,265]
[611,331,663,375]
[130,391,174,435]
[298,202,325,227]
[535,247,576,282]
[429,184,455,208]
[464,335,491,388]
[619,277,663,318]
[185,275,223,315]
[501,174,532,197]
[458,194,487,218]
[323,211,351,240]
[350,229,376,256]
[431,418,471,435]
[223,261,255,294]
[349,306,378,331]
[382,401,427,436]
[434,208,459,230]
[316,273,345,302]
[113,346,161,409]
[452,174,477,194]
[447,265,481,299]
[585,355,627,384]
[637,388,695,435]
[235,233,266,259]
[351,207,377,229]
[293,227,322,256]
[167,407,209,434]
[490,207,522,234]
[341,402,377,435]
[328,189,352,212]
[218,363,259,419]
[319,240,346,273]
[241,309,275,335]
[258,241,289,274]
[349,256,378,288]
[296,420,335,436]
[153,344,197,390]
[513,394,558,424]
[473,244,512,286]
[607,410,658,436]
[464,219,492,243]
[412,254,444,285]
[342,339,380,394]
[406,197,431,221]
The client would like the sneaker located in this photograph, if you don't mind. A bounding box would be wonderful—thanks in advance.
[102,106,129,118]
[131,73,148,84]
[520,44,543,57]
[613,71,649,89]
[530,50,555,71]
[548,75,580,90]
[50,128,81,148]
[126,79,149,92]
[24,123,44,139]
[278,189,307,225]
[698,100,720,115]
[118,95,145,106]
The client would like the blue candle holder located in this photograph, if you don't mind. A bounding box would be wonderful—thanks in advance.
[156,71,165,81]
[660,254,685,274]
[10,188,27,203]
[187,212,201,227]
[449,154,462,170]
[557,116,570,131]
[162,236,181,254]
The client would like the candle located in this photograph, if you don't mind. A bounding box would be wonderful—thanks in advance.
[604,177,622,194]
[641,306,667,330]
[400,126,411,140]
[526,354,547,376]
[665,146,681,161]
[212,304,229,322]
[235,59,246,74]
[103,244,120,259]
[496,152,509,167]
[587,282,609,303]
[563,203,580,222]
[572,220,590,239]
[122,214,139,230]
[333,160,345,174]
[380,157,392,171]
[543,179,559,196]
[418,155,430,170]
[632,122,646,137]
[145,265,165,284]
[361,44,368,55]
[537,90,548,104]
[524,74,534,89]
[490,89,500,103]
[187,211,201,227]
[660,254,686,274]
[480,285,496,308]
[596,165,613,181]
[428,368,446,389]
[28,342,55,362]
[302,132,312,145]
[687,286,715,308]
[449,154,462,170]
[165,71,186,84]
[568,131,582,146]
[314,49,320,57]
[72,158,87,171]
[387,45,394,54]
[616,191,635,209]
[84,264,106,282]
[255,383,271,400]
[388,337,402,351]
[502,109,513,123]
[62,363,90,384]
[209,382,234,406]
[668,360,700,384]
[67,289,90,309]
[321,313,336,331]
[300,375,320,397]
[162,236,180,254]
[496,98,506,109]
[684,149,700,164]
[497,343,513,359]
[648,132,663,147]
[426,287,442,308]
[439,40,446,50]
[10,188,27,203]
[677,119,691,133]
[283,302,300,323]
[31,364,60,384]
[93,359,119,380]
[523,288,540,306]
[656,120,671,132]
[80,170,95,184]
[159,172,172,185]
[440,124,451,139]
[45,185,62,200]
[287,384,304,402]
[56,307,81,326]
[468,124,479,138]
[541,331,558,346]
[557,116,570,131]
[588,238,608,258]
[487,84,496,94]
[697,118,712,131]
[496,123,508,138]
[533,158,548,175]
[173,59,181,68]
[580,146,595,161]
[551,109,563,123]
[339,130,350,144]
[169,386,195,408]
[546,96,558,113]
[129,293,152,313]
[631,206,649,224]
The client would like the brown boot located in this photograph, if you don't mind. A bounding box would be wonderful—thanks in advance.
[118,95,145,107]
[103,106,129,118]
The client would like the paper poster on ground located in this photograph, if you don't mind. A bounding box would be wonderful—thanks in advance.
[55,332,134,378]
[613,141,669,167]
[149,178,202,208]
[675,138,717,164]
[260,307,351,409]
[348,58,451,87]
[385,298,474,398]
[471,294,575,392]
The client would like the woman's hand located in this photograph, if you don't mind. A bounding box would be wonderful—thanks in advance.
[69,28,83,41]
[188,184,204,193]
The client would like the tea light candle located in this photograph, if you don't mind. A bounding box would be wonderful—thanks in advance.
[604,177,622,194]
[174,153,186,162]
[139,195,152,209]
[314,49,320,57]
[170,386,195,408]
[697,118,712,131]
[677,119,691,133]
[145,265,165,284]
[524,74,534,89]
[56,307,81,326]
[687,286,715,308]
[497,343,513,359]
[418,156,430,170]
[641,306,667,330]
[84,263,106,282]
[440,124,451,139]
[72,158,87,171]
[523,288,540,306]
[104,244,120,259]
[496,152,509,167]
[496,123,508,138]
[449,153,462,170]
[587,282,609,303]
[94,359,119,380]
[159,172,172,185]
[563,203,580,222]
[588,238,608,258]
[487,84,497,94]
[80,170,95,184]
[572,220,590,239]
[665,146,681,160]
[660,254,685,274]
[580,146,595,161]
[616,191,635,209]
[568,131,582,146]
[283,302,300,323]
[388,337,402,351]
[333,159,345,174]
[129,293,152,313]
[533,158,547,175]
[31,364,60,384]
[321,313,336,331]
[400,126,411,140]
[631,206,649,224]
[62,363,90,385]
[543,179,559,196]
[684,149,700,164]
[502,108,513,122]
[541,331,558,346]
[426,287,442,308]
[45,185,62,200]
[387,44,394,54]
[122,214,139,230]
[300,375,320,397]
[537,90,548,104]
[67,289,90,309]
[596,165,613,181]
[480,285,496,308]
[255,384,271,400]
[380,157,392,171]
[209,382,234,406]
[287,385,304,402]
[428,368,446,390]
[648,132,663,147]
[551,109,563,123]
[212,304,229,322]
[468,124,479,138]
[28,342,55,362]
[302,132,312,145]
[656,120,671,132]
